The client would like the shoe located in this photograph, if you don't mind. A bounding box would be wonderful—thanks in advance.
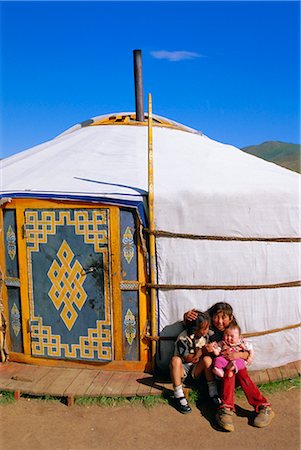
[253,406,275,428]
[174,397,192,414]
[216,407,234,432]
[211,395,222,406]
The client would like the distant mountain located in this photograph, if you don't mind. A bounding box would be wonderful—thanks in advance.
[241,141,300,173]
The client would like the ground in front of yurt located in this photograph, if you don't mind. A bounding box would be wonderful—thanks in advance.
[1,387,299,449]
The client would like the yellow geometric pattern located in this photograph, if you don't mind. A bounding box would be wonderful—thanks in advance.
[25,210,107,253]
[30,316,112,360]
[25,209,112,361]
[47,240,87,331]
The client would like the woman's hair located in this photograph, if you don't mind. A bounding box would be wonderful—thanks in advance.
[186,311,210,336]
[207,302,234,321]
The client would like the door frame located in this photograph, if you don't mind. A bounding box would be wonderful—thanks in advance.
[0,198,149,370]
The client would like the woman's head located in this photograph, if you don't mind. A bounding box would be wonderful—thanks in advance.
[207,302,234,332]
[187,311,210,337]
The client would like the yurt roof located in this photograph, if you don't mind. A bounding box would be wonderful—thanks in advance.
[57,112,201,138]
[1,112,299,237]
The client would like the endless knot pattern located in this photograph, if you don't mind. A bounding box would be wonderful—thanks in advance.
[48,240,87,331]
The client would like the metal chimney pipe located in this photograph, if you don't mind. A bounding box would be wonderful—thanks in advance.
[133,49,144,122]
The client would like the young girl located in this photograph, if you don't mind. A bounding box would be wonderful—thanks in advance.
[184,302,274,431]
[212,322,254,378]
[170,311,218,414]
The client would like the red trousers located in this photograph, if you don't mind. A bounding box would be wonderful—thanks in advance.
[220,368,270,412]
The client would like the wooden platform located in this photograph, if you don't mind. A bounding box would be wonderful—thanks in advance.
[0,361,300,406]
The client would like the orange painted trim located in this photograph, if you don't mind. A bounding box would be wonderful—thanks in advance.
[15,208,31,355]
[0,209,10,352]
[10,352,149,372]
[137,221,150,365]
[110,208,123,360]
[1,198,119,210]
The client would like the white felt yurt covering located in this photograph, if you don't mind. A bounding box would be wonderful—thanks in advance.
[1,113,300,371]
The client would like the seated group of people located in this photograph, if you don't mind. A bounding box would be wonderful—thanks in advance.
[170,302,275,432]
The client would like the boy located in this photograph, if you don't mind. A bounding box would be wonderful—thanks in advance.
[170,311,220,414]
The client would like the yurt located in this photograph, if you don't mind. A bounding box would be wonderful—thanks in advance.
[0,111,300,373]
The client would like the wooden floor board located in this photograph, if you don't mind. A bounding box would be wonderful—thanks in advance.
[101,372,131,397]
[120,373,143,397]
[85,371,113,396]
[24,367,60,395]
[0,363,25,388]
[150,379,166,396]
[279,363,298,381]
[250,369,270,385]
[283,362,299,379]
[266,366,283,382]
[135,375,153,397]
[294,360,301,375]
[46,368,83,396]
[64,369,101,396]
[6,366,52,393]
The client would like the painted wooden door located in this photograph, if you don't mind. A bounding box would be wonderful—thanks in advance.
[25,209,112,362]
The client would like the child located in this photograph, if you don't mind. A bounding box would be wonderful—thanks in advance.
[212,322,254,378]
[184,302,274,431]
[170,311,220,414]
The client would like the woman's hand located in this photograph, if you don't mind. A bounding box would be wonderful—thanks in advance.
[224,351,247,361]
[204,342,218,354]
[183,309,199,322]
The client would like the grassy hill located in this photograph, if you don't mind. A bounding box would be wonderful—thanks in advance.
[241,141,300,173]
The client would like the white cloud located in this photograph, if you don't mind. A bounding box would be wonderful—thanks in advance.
[150,50,202,62]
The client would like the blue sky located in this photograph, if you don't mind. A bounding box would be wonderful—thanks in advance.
[1,1,300,158]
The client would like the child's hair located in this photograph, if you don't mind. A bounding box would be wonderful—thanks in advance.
[224,320,241,335]
[207,302,234,321]
[186,311,210,336]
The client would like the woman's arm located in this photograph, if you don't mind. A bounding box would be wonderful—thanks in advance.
[183,309,199,323]
[225,350,249,361]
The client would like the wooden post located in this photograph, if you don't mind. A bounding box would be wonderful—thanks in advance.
[14,390,21,401]
[67,394,74,407]
[148,93,157,365]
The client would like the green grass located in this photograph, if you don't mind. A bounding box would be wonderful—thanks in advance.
[75,394,168,408]
[235,376,300,399]
[0,391,15,404]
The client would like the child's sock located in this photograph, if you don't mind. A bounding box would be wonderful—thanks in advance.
[174,385,188,405]
[207,380,219,398]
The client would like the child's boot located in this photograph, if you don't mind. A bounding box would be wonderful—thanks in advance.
[253,406,275,428]
[216,407,235,432]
